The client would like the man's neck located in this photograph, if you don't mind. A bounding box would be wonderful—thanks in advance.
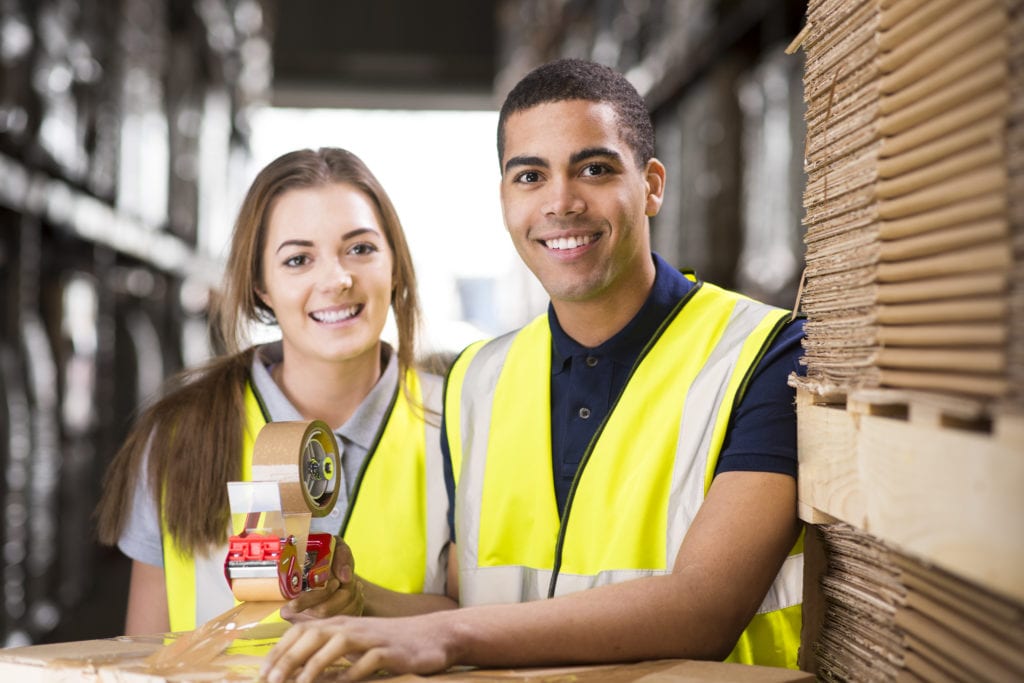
[552,278,655,348]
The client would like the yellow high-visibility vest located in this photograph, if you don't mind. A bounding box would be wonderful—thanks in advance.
[162,370,447,631]
[447,282,802,668]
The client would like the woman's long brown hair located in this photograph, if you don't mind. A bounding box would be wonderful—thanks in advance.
[96,148,423,554]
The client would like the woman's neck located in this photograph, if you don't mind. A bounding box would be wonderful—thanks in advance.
[271,344,385,430]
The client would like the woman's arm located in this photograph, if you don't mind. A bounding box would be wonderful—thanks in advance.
[124,560,170,635]
[282,542,459,621]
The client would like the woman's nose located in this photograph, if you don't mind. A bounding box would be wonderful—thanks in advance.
[320,261,352,293]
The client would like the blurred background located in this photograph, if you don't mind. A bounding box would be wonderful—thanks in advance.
[0,0,806,645]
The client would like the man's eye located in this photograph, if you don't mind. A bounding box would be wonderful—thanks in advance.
[515,170,541,183]
[582,164,607,177]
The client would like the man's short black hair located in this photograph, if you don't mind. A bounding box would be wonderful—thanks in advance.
[497,58,655,169]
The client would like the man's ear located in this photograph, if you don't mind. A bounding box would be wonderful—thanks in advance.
[644,158,666,217]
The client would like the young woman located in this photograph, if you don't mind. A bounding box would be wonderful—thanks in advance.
[97,148,456,635]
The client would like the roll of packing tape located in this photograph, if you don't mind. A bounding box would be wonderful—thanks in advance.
[250,420,341,517]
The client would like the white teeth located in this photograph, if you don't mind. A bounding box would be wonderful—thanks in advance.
[311,306,360,323]
[545,234,595,250]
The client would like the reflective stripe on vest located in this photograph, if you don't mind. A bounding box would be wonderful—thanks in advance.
[448,282,802,668]
[162,370,446,631]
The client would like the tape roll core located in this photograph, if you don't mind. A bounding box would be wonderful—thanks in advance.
[251,420,341,517]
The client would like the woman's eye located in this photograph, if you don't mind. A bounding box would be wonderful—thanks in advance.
[349,242,379,256]
[283,254,308,267]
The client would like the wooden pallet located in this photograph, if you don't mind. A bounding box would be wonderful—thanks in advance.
[796,387,1024,605]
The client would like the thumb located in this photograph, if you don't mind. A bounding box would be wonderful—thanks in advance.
[332,536,355,583]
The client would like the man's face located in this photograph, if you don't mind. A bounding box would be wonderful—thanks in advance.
[499,100,664,306]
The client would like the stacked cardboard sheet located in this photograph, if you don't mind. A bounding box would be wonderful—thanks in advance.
[1009,2,1024,408]
[813,523,1024,681]
[797,0,1016,400]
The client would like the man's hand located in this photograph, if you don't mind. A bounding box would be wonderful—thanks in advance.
[259,613,455,683]
[280,537,365,622]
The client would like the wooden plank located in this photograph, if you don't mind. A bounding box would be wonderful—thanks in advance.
[796,389,1024,604]
[797,396,867,527]
[859,414,1024,603]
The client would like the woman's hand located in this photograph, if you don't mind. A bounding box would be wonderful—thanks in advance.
[280,537,365,621]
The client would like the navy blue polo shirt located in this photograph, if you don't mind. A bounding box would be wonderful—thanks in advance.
[441,253,805,534]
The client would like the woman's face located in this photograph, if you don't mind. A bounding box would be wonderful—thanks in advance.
[258,182,394,370]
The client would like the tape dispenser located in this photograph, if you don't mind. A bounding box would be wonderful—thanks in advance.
[223,420,340,602]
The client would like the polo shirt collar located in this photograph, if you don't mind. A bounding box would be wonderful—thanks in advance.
[548,253,695,374]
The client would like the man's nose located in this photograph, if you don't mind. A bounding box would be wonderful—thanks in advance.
[543,178,585,217]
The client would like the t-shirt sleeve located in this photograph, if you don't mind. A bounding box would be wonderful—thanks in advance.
[116,446,165,567]
[714,317,806,478]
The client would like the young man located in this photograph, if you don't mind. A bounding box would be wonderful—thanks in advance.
[262,58,804,683]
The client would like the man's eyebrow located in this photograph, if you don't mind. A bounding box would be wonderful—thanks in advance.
[503,155,547,174]
[570,147,622,165]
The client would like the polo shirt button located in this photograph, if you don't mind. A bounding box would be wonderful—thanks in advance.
[585,355,598,367]
[578,407,591,419]
[329,508,341,518]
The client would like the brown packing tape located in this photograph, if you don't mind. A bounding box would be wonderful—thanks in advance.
[876,323,1008,346]
[876,347,1006,373]
[877,117,1003,179]
[879,62,1008,138]
[879,368,1010,396]
[879,218,1008,261]
[877,166,1007,220]
[881,90,1009,158]
[879,192,1006,239]
[877,0,959,49]
[251,419,340,517]
[878,0,1000,74]
[879,38,1007,115]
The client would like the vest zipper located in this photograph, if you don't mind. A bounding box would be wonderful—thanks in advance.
[545,281,703,598]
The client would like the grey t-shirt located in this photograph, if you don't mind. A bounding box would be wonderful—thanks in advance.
[117,341,399,566]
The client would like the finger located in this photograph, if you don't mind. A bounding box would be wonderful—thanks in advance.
[295,635,362,683]
[282,577,340,618]
[302,582,363,619]
[332,537,355,583]
[342,646,388,682]
[261,620,308,669]
[262,626,331,683]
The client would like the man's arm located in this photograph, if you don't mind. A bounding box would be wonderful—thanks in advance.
[260,470,799,683]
